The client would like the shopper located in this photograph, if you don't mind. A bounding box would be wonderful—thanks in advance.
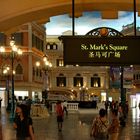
[13,104,35,140]
[63,100,68,116]
[104,100,109,114]
[90,108,109,140]
[108,109,119,140]
[56,101,64,131]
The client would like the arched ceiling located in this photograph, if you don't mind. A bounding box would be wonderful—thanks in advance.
[0,0,140,33]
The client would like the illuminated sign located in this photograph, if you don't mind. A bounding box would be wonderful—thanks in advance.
[61,36,140,66]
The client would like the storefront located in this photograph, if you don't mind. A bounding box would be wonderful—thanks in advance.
[130,93,140,108]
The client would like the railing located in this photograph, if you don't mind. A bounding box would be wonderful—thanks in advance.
[48,94,71,101]
[34,76,43,82]
[51,102,79,113]
[14,74,23,80]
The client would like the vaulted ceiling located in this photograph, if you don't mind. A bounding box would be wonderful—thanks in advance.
[0,0,140,33]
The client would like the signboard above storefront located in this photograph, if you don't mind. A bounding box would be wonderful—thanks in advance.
[60,36,140,66]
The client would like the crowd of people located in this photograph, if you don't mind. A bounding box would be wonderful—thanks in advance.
[0,96,134,140]
[90,100,129,140]
[90,108,120,140]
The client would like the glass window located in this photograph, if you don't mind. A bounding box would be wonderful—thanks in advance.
[32,34,44,51]
[73,77,83,87]
[46,43,50,49]
[0,33,6,46]
[53,43,57,50]
[33,67,35,76]
[46,43,58,50]
[11,33,23,46]
[56,77,66,87]
[57,59,64,66]
[91,77,101,87]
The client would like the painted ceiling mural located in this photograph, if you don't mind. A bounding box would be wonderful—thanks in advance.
[45,11,140,35]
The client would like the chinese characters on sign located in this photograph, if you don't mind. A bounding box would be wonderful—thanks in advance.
[81,44,128,58]
[61,36,140,66]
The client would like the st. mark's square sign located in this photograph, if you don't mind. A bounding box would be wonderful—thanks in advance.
[60,36,140,66]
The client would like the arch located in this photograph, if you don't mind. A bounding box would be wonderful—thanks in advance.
[75,73,81,77]
[15,63,23,74]
[59,73,65,76]
[86,27,124,37]
[93,74,99,77]
[0,0,140,32]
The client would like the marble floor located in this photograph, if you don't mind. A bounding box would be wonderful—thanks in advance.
[1,107,140,140]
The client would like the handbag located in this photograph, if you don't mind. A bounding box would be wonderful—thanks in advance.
[99,118,109,139]
[90,119,98,137]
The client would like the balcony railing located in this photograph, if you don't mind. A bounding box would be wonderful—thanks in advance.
[14,74,23,80]
[33,75,43,82]
[52,102,79,113]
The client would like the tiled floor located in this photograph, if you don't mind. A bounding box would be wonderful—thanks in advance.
[1,107,140,140]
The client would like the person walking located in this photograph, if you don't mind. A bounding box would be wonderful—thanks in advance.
[90,108,109,140]
[13,104,35,140]
[138,102,140,109]
[26,98,32,116]
[63,100,68,116]
[0,98,2,108]
[138,102,140,116]
[56,101,64,131]
[104,100,109,115]
[108,109,119,140]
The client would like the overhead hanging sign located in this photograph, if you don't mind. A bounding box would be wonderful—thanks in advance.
[60,36,140,66]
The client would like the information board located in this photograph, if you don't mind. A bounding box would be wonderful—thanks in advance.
[61,36,140,66]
